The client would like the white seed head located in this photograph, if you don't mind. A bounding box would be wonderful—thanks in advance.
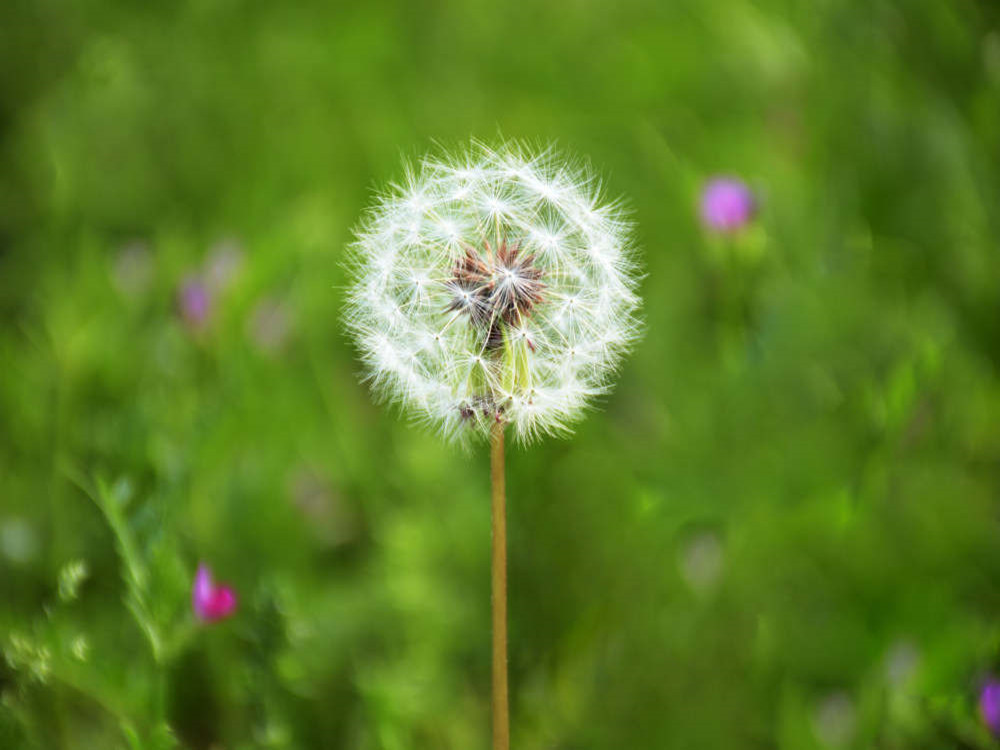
[344,140,642,445]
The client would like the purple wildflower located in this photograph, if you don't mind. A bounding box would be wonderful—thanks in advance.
[700,177,756,232]
[177,277,212,329]
[192,563,237,623]
[980,679,1000,735]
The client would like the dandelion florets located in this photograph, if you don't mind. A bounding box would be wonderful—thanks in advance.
[344,141,642,444]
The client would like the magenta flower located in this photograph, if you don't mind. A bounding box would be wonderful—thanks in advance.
[192,563,237,623]
[700,177,756,232]
[980,679,1000,735]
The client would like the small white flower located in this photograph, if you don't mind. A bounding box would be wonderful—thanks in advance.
[344,140,642,444]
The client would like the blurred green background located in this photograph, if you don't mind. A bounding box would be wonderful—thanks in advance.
[3,0,1000,747]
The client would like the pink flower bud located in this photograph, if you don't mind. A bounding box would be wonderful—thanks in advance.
[192,563,237,623]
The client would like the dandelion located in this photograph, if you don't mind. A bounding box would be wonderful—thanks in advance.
[345,141,641,445]
[699,176,756,232]
[344,140,642,749]
[192,563,237,623]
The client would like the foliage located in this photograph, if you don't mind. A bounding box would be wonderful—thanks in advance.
[2,0,1000,747]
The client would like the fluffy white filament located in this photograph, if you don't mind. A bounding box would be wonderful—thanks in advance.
[344,141,642,445]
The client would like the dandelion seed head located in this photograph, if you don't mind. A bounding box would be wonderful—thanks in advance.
[345,141,642,445]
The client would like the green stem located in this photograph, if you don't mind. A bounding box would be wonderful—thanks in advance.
[490,422,509,750]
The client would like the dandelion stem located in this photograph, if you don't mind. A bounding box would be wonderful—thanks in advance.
[490,422,510,750]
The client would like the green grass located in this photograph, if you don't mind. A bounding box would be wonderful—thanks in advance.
[2,0,1000,747]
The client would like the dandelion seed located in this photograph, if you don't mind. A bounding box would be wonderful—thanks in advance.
[344,140,642,445]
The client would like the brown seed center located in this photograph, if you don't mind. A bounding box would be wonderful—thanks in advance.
[446,239,545,348]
